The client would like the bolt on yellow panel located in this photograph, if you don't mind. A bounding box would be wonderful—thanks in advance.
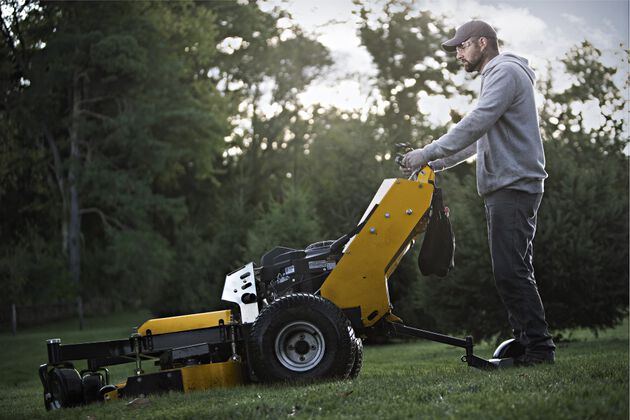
[180,360,244,391]
[137,309,233,336]
[320,170,434,327]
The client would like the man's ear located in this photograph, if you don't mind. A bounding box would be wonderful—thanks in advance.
[479,36,487,52]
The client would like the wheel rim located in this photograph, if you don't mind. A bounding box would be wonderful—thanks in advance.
[274,321,326,372]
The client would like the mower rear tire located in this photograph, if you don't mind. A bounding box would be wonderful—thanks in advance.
[248,293,356,382]
[348,337,363,379]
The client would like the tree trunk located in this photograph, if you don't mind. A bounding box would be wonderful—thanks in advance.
[43,126,69,254]
[68,71,83,329]
[249,89,261,200]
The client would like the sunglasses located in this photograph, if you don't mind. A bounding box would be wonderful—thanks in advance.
[455,38,478,52]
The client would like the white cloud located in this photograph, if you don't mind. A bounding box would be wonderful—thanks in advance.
[298,79,368,109]
[570,99,607,132]
[561,13,586,25]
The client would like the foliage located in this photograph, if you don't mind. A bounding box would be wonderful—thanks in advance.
[149,226,215,317]
[300,111,392,235]
[244,186,322,263]
[536,140,628,333]
[357,1,470,149]
[210,1,333,206]
[534,41,629,332]
[0,229,71,306]
[0,1,332,314]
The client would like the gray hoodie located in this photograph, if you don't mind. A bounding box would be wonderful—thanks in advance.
[424,53,547,196]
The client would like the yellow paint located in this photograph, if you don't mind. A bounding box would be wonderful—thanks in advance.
[103,389,118,401]
[103,384,124,401]
[385,313,403,323]
[180,360,244,391]
[105,362,243,402]
[320,169,434,327]
[137,309,233,336]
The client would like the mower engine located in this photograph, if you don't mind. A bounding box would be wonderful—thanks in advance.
[257,239,344,301]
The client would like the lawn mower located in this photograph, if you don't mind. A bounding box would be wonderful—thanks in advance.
[38,166,524,410]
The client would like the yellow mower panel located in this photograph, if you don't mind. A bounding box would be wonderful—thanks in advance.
[320,171,434,327]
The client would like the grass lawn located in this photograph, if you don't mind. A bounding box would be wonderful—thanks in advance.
[1,312,627,419]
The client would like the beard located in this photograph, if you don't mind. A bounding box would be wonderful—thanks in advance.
[462,54,483,72]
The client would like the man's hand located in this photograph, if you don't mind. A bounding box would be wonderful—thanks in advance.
[400,165,414,178]
[400,148,429,175]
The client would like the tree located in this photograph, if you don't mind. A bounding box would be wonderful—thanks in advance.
[534,42,629,334]
[1,1,334,316]
[357,0,469,151]
[244,186,322,263]
[0,1,230,312]
[1,0,72,308]
[209,1,333,206]
[300,110,392,236]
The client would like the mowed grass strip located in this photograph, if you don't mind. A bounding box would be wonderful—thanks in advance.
[1,313,627,419]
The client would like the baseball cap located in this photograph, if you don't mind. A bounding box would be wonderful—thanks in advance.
[442,20,497,52]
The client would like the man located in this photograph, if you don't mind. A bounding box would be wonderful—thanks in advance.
[401,20,555,364]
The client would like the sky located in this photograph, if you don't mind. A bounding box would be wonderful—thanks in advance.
[259,0,629,131]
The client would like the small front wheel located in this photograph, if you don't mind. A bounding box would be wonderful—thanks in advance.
[81,373,105,404]
[46,368,83,409]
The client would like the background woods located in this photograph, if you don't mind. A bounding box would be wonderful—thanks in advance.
[1,0,627,338]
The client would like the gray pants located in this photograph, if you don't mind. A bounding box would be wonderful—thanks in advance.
[484,189,555,358]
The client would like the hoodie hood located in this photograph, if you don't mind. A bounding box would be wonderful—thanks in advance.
[482,53,536,84]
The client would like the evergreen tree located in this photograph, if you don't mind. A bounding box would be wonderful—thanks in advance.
[534,43,629,333]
